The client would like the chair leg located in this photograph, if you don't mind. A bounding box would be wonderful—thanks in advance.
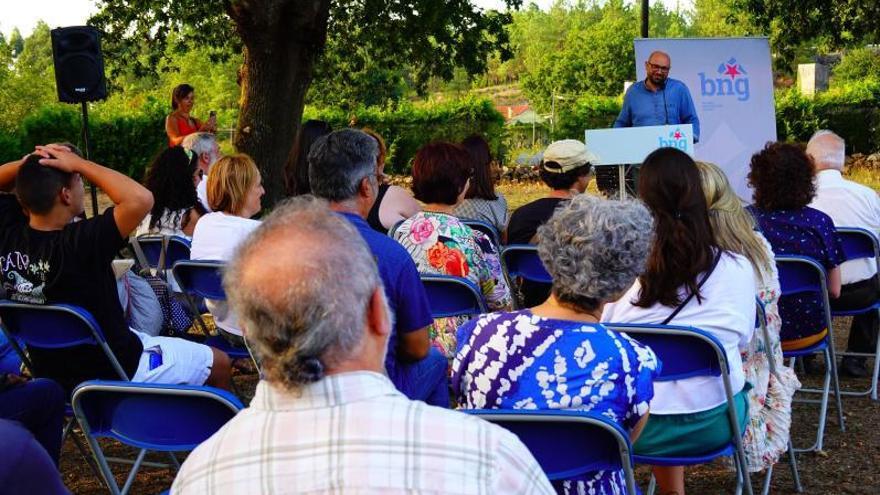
[64,418,107,488]
[120,448,147,495]
[646,474,656,495]
[167,452,180,470]
[761,465,773,495]
[787,440,803,493]
[826,347,846,432]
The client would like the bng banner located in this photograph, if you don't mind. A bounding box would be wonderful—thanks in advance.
[634,37,776,200]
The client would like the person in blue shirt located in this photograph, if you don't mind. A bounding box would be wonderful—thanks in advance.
[600,50,701,198]
[307,128,448,407]
[614,50,700,140]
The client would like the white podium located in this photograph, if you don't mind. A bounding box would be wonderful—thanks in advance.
[585,124,694,199]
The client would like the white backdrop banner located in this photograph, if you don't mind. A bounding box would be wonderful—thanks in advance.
[634,37,776,200]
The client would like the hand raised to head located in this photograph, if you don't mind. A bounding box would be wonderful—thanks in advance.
[34,144,86,173]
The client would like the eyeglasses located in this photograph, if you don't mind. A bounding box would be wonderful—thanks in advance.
[647,62,670,72]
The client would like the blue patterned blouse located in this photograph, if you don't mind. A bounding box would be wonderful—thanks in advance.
[748,206,845,341]
[452,310,660,495]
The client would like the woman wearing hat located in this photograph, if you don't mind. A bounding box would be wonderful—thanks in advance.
[506,140,596,307]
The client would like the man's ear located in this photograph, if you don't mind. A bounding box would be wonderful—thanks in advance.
[59,186,73,207]
[359,176,374,199]
[366,287,391,338]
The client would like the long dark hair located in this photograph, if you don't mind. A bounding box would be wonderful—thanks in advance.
[171,84,194,110]
[461,134,497,200]
[142,146,206,230]
[287,120,333,196]
[635,147,717,308]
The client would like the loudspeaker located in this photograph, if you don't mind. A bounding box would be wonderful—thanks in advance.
[51,26,107,103]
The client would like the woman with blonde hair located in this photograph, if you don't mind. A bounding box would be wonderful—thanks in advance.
[696,161,800,472]
[191,154,265,346]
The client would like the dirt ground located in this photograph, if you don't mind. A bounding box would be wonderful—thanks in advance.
[59,315,880,494]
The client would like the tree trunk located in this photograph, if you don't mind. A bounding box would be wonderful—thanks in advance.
[228,0,331,207]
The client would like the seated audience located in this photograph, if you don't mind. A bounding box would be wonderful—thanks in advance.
[191,154,264,347]
[0,419,69,494]
[453,194,659,494]
[452,134,508,233]
[506,140,596,308]
[0,146,231,392]
[285,119,332,196]
[747,142,844,351]
[363,128,421,233]
[506,139,596,245]
[602,147,755,495]
[0,374,64,466]
[807,130,880,377]
[697,160,800,472]
[392,142,511,358]
[171,197,554,495]
[308,129,446,406]
[136,146,206,239]
[182,132,222,211]
[166,83,216,147]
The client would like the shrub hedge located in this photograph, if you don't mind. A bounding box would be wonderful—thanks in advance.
[2,83,880,180]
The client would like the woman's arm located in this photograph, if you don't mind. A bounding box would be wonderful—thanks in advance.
[181,208,203,237]
[827,266,842,299]
[630,412,649,443]
[165,115,185,146]
[380,185,421,229]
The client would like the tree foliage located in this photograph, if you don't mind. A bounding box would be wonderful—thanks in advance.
[733,0,880,68]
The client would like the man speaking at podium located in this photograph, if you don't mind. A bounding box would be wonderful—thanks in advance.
[598,50,700,196]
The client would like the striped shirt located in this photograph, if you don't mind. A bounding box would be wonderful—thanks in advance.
[172,371,554,495]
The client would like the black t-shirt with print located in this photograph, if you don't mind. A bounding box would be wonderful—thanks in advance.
[0,194,142,390]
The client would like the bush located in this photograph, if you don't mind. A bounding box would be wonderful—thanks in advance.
[833,48,880,84]
[303,96,506,174]
[16,97,167,180]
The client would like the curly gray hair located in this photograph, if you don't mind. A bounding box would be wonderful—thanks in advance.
[224,195,387,391]
[536,194,653,311]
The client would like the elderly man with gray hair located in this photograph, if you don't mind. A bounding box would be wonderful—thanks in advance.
[182,132,221,210]
[808,130,880,377]
[307,129,447,406]
[171,197,554,494]
[453,194,660,494]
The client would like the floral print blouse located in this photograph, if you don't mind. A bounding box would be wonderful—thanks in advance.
[393,212,511,357]
[453,310,660,495]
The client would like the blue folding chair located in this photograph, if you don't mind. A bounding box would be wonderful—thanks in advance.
[833,227,880,400]
[420,274,488,318]
[605,323,754,495]
[755,299,803,494]
[0,301,131,483]
[500,244,552,309]
[776,255,845,452]
[465,409,637,494]
[72,380,243,495]
[134,235,192,273]
[171,260,259,370]
[460,218,502,248]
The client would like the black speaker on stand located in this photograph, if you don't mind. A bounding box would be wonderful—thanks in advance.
[51,26,108,217]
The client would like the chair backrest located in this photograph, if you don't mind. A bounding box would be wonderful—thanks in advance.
[836,227,880,274]
[501,244,552,284]
[172,260,226,301]
[136,235,192,269]
[420,274,488,318]
[603,323,727,381]
[460,218,501,247]
[72,380,243,452]
[466,409,636,493]
[774,255,833,333]
[0,301,129,380]
[387,219,405,239]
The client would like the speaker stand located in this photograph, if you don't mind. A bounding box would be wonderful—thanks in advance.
[80,101,99,217]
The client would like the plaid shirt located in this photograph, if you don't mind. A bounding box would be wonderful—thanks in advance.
[172,371,553,495]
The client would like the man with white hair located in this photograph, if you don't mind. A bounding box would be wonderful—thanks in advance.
[182,132,221,210]
[808,130,880,377]
[171,197,554,495]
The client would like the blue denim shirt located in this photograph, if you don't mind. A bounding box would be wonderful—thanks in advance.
[614,78,700,142]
